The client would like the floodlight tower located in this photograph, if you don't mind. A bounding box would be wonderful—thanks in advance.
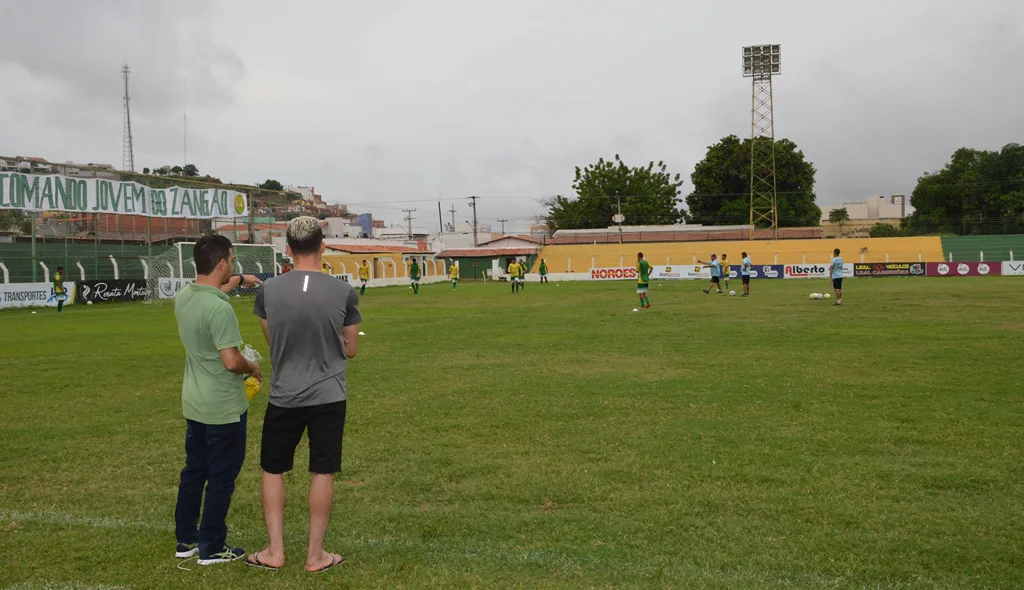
[122,64,135,173]
[742,44,781,238]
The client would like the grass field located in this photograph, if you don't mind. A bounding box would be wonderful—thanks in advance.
[1,277,1023,589]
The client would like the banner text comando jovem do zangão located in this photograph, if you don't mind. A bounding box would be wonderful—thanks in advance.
[0,172,249,219]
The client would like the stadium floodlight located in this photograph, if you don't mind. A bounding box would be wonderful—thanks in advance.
[742,44,781,77]
[743,44,781,239]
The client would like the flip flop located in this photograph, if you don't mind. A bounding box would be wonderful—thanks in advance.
[308,553,344,573]
[244,551,280,571]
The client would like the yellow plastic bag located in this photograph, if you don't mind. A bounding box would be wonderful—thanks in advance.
[245,376,262,401]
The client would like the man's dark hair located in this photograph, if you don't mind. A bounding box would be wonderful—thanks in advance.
[194,234,233,276]
[637,252,644,259]
[57,266,64,271]
[834,248,841,256]
[741,251,747,257]
[286,216,324,255]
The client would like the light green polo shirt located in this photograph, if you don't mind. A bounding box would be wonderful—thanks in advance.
[174,283,247,425]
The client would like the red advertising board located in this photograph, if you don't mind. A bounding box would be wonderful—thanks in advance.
[589,267,638,280]
[925,262,1001,277]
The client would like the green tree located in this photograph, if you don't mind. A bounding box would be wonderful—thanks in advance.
[828,207,850,236]
[686,135,820,227]
[906,144,1024,235]
[170,165,183,175]
[142,167,151,174]
[259,179,284,191]
[869,223,901,238]
[542,154,683,232]
[183,164,199,177]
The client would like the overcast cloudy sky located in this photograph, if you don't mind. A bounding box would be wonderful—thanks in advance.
[1,0,1022,231]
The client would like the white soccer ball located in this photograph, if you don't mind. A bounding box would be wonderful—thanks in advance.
[86,301,93,305]
[729,290,736,296]
[809,293,817,300]
[31,311,37,314]
[358,331,366,336]
[632,308,639,312]
[824,293,831,300]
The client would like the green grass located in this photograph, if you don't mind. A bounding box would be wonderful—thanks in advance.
[1,277,1023,589]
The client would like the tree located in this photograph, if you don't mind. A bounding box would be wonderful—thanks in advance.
[869,223,901,238]
[686,135,821,227]
[259,179,284,191]
[155,166,171,175]
[828,207,850,236]
[542,154,683,232]
[142,167,151,174]
[905,144,1024,235]
[183,164,199,177]
[170,165,183,175]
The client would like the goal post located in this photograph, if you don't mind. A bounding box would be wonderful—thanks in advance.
[146,242,280,302]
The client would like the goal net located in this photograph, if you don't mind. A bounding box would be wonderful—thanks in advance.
[147,242,280,301]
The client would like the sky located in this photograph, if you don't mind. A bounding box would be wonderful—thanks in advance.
[1,0,1022,232]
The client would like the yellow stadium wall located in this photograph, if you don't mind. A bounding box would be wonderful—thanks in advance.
[534,237,943,272]
[322,253,446,279]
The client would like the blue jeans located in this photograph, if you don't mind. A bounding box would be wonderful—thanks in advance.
[174,412,247,557]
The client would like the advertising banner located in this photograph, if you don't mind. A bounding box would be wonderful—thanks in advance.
[651,265,708,280]
[157,277,195,299]
[853,262,926,277]
[590,267,638,281]
[0,172,249,219]
[0,282,77,309]
[76,280,150,303]
[784,262,855,279]
[728,265,785,279]
[926,262,1000,277]
[1002,261,1024,276]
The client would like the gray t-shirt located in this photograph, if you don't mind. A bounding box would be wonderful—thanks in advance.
[253,271,362,408]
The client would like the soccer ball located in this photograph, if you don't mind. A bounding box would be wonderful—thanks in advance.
[824,293,831,300]
[729,290,736,296]
[809,293,817,300]
[86,301,93,305]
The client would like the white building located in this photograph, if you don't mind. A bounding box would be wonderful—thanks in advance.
[821,195,907,222]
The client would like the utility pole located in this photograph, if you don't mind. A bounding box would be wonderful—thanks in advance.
[469,196,479,247]
[402,208,416,239]
[437,201,443,234]
[498,219,508,234]
[448,205,457,232]
[616,197,623,244]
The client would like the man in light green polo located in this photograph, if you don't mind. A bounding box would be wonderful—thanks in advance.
[173,234,262,566]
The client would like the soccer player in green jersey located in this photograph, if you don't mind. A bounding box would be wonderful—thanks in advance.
[53,266,66,314]
[518,258,526,290]
[636,252,652,309]
[409,260,420,294]
[538,258,548,284]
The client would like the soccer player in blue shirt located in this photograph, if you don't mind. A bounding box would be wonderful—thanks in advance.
[699,254,723,294]
[740,252,752,297]
[830,248,844,306]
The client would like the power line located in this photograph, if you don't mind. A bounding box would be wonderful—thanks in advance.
[401,208,416,239]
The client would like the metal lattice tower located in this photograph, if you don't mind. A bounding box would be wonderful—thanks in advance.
[743,45,781,238]
[122,64,135,173]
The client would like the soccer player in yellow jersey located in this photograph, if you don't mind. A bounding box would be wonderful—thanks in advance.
[357,260,370,296]
[321,261,332,275]
[721,254,730,292]
[507,259,522,294]
[53,265,66,314]
[449,262,459,290]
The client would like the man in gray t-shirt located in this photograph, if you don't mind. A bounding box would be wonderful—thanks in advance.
[247,216,360,573]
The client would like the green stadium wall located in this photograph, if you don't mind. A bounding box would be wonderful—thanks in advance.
[940,235,1024,262]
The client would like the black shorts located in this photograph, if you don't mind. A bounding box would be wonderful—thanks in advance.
[711,276,720,284]
[261,401,346,474]
[742,275,750,285]
[832,278,843,290]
